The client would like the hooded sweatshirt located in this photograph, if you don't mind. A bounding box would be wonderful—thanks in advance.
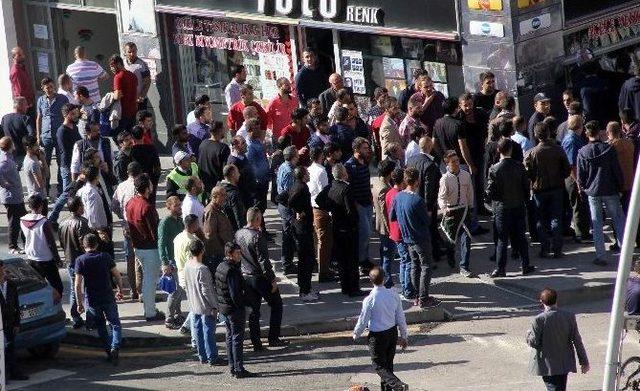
[619,76,640,121]
[20,213,59,262]
[577,140,624,197]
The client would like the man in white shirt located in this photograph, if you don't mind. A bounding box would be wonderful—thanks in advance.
[236,105,259,142]
[66,46,109,104]
[225,65,247,111]
[187,95,210,125]
[76,166,109,232]
[57,74,77,104]
[307,146,333,282]
[181,176,205,227]
[353,267,408,391]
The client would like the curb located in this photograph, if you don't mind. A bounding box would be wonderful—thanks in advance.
[494,279,614,305]
[63,306,447,348]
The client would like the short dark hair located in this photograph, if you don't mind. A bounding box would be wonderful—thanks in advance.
[373,87,388,101]
[134,174,151,194]
[310,146,324,162]
[302,47,316,54]
[444,150,458,162]
[479,71,495,82]
[499,120,514,138]
[40,77,54,87]
[127,161,142,177]
[85,166,99,182]
[117,130,132,145]
[324,142,341,156]
[67,196,83,213]
[172,124,186,137]
[312,116,328,128]
[378,159,396,178]
[76,85,90,98]
[28,194,46,211]
[283,146,298,161]
[188,239,205,257]
[410,126,424,141]
[211,121,224,135]
[307,98,321,108]
[225,242,240,256]
[184,214,200,228]
[404,167,420,186]
[568,101,583,115]
[230,64,245,78]
[195,94,210,106]
[443,97,459,116]
[294,166,307,180]
[412,69,428,80]
[335,106,349,123]
[352,137,369,152]
[83,147,98,163]
[291,108,309,122]
[391,168,405,186]
[239,84,253,96]
[621,108,636,124]
[82,233,100,249]
[136,110,153,123]
[185,176,199,192]
[585,120,600,138]
[22,135,38,149]
[497,138,513,156]
[539,288,557,306]
[109,54,124,66]
[534,122,549,142]
[61,103,78,117]
[223,164,238,179]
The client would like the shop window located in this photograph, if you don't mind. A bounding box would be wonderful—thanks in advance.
[338,31,461,113]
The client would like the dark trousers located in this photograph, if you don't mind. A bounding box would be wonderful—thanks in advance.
[5,203,26,249]
[5,335,20,377]
[494,205,530,271]
[225,308,246,373]
[277,204,295,268]
[542,374,568,391]
[254,183,269,232]
[533,189,564,254]
[334,227,360,294]
[293,226,314,295]
[29,259,63,297]
[246,275,283,345]
[368,326,404,391]
[566,178,591,238]
[408,240,433,305]
[527,197,539,241]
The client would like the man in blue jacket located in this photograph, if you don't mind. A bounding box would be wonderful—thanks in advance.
[390,167,440,309]
[577,121,626,266]
[294,48,327,109]
[619,64,640,121]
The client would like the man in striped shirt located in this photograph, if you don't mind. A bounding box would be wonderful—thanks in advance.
[66,46,109,104]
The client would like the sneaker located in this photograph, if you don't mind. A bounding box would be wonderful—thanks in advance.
[522,265,536,276]
[489,269,506,278]
[420,297,442,309]
[209,357,227,366]
[72,319,86,329]
[300,292,319,302]
[145,310,166,322]
[593,258,608,266]
[179,326,190,335]
[110,348,120,366]
[8,247,23,255]
[268,338,290,347]
[459,268,474,278]
[610,243,621,252]
[234,369,258,378]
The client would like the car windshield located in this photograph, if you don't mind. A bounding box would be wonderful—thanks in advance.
[4,261,47,293]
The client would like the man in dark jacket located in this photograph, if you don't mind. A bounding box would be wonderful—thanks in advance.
[227,135,255,211]
[486,139,535,278]
[234,207,288,350]
[114,130,134,182]
[619,64,640,122]
[318,73,352,114]
[324,163,364,297]
[198,121,230,196]
[398,69,427,113]
[220,164,246,231]
[406,136,449,264]
[0,260,28,381]
[524,123,570,258]
[577,123,626,266]
[287,166,317,302]
[294,48,327,109]
[59,196,92,328]
[215,243,255,378]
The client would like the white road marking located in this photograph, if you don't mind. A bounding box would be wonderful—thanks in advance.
[7,369,74,390]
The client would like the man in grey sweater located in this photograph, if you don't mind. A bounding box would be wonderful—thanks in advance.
[184,238,225,366]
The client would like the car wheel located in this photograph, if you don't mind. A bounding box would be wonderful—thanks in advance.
[27,342,60,359]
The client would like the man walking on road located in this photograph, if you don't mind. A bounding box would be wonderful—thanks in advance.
[526,288,589,391]
[353,267,409,391]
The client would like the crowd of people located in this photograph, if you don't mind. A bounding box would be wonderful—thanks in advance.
[2,42,640,387]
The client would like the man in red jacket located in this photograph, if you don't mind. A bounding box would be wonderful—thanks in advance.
[9,47,35,126]
[126,174,165,322]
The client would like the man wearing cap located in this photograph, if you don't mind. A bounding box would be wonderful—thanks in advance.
[528,93,552,144]
[167,151,202,202]
[56,103,82,193]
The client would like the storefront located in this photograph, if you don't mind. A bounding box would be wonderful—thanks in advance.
[155,0,461,122]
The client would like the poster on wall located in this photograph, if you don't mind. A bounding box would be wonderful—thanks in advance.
[405,60,422,85]
[423,61,447,83]
[382,58,405,79]
[33,24,48,40]
[342,50,366,95]
[385,79,407,98]
[244,58,262,97]
[37,51,49,73]
[467,0,503,10]
[119,0,157,35]
[258,53,291,101]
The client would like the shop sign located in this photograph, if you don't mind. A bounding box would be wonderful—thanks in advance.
[519,13,551,36]
[467,0,503,11]
[469,20,505,37]
[257,0,382,25]
[172,16,287,55]
[564,8,640,56]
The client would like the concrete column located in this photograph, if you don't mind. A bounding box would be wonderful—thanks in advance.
[0,0,18,114]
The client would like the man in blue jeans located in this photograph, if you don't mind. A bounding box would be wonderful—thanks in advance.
[372,159,397,288]
[524,123,570,258]
[577,121,626,266]
[276,146,298,275]
[35,77,68,197]
[55,103,81,194]
[75,233,124,365]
